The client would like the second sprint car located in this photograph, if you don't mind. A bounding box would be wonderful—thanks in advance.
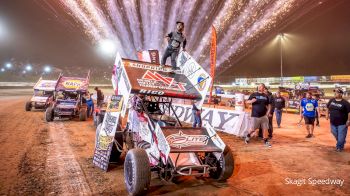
[45,72,90,122]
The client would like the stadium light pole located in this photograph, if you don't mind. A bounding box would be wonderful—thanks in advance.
[279,33,284,87]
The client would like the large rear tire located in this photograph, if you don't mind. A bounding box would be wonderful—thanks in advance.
[79,108,87,121]
[209,146,234,181]
[25,101,32,111]
[124,148,151,196]
[45,107,54,122]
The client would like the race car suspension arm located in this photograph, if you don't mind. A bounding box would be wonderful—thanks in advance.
[176,165,215,176]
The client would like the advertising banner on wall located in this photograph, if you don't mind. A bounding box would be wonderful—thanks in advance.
[330,75,350,82]
[304,76,318,83]
[169,104,249,136]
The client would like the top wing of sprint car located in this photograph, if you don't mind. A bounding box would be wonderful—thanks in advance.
[33,77,57,91]
[55,71,90,93]
[111,51,212,117]
[30,77,57,103]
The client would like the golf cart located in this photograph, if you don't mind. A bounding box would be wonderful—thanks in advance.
[45,72,90,122]
[94,52,234,195]
[25,77,56,111]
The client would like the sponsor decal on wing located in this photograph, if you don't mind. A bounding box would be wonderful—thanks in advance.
[137,70,186,92]
[166,130,209,149]
[62,80,83,89]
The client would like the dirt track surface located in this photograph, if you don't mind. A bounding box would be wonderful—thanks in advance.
[0,93,349,195]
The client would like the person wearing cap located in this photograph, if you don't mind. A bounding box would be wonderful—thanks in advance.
[326,88,350,152]
[161,21,187,72]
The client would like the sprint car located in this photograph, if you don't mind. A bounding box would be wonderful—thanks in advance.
[94,52,234,195]
[45,72,90,122]
[25,77,56,111]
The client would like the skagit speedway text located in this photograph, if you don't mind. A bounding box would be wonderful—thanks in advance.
[284,177,345,187]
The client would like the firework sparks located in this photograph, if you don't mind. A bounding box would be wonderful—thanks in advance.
[43,0,325,71]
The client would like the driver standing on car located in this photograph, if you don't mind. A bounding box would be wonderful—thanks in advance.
[161,21,187,72]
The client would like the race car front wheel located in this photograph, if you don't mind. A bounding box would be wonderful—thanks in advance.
[25,101,32,111]
[45,107,54,122]
[208,146,234,181]
[79,108,87,121]
[124,148,151,196]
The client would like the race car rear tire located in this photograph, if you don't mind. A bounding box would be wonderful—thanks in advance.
[79,108,87,121]
[25,101,32,111]
[209,146,234,181]
[124,148,151,196]
[45,107,54,122]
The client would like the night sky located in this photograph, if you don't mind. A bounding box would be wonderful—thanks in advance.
[0,0,110,69]
[0,0,349,83]
[217,0,350,82]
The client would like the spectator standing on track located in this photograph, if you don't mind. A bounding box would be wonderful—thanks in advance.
[94,87,104,107]
[245,83,272,147]
[258,87,274,138]
[161,21,187,72]
[300,92,319,138]
[213,96,219,108]
[192,100,202,128]
[274,91,286,128]
[326,88,350,152]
